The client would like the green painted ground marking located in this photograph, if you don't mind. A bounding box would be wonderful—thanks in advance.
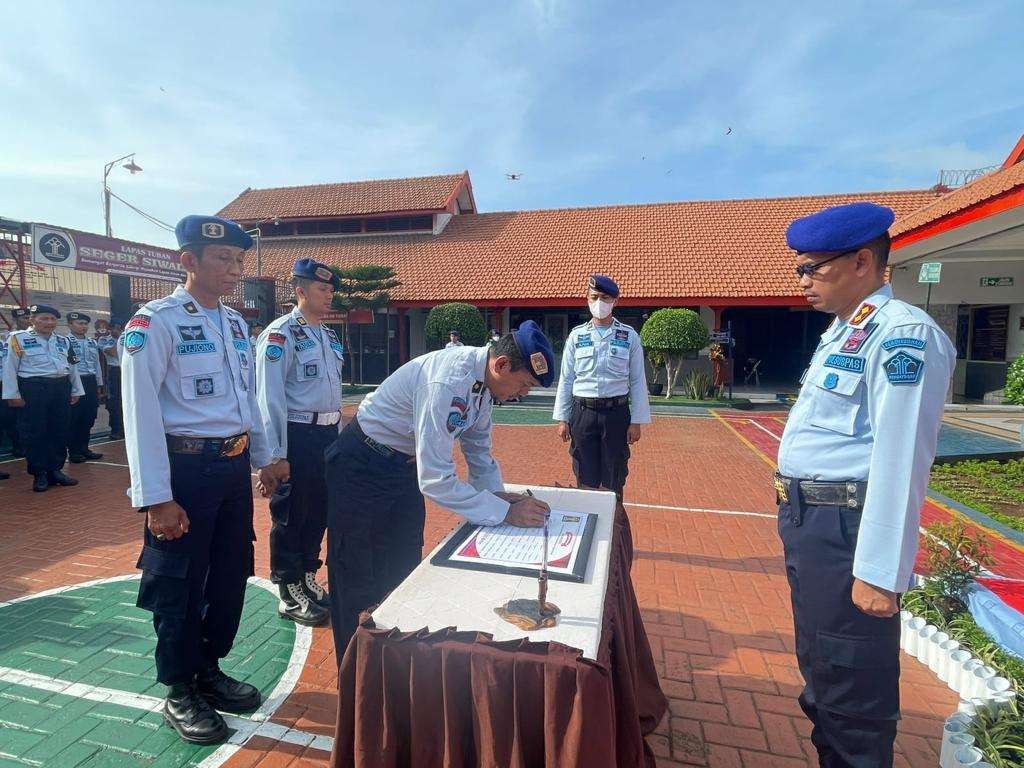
[0,578,304,767]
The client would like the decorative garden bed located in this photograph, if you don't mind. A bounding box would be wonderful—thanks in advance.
[930,459,1024,535]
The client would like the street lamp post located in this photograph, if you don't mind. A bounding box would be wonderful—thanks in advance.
[102,153,143,320]
[244,216,280,278]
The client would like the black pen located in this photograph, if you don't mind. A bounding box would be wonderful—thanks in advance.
[526,489,550,612]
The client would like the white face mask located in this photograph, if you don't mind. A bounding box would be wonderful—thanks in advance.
[588,298,614,319]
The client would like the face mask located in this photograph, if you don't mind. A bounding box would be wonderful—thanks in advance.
[588,299,614,319]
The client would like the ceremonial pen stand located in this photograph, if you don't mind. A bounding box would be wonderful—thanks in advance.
[495,516,561,631]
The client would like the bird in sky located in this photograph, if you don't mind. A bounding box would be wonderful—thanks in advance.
[505,172,522,181]
[725,127,732,135]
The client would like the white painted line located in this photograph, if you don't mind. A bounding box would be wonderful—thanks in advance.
[625,501,776,520]
[746,419,782,441]
[0,574,328,760]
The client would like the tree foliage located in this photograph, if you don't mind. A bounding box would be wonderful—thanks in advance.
[640,309,710,397]
[330,265,401,313]
[424,302,488,347]
[1006,356,1024,405]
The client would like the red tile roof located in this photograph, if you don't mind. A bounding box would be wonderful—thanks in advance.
[232,190,940,304]
[218,172,469,221]
[890,160,1024,239]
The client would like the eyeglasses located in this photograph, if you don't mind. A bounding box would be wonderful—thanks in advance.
[794,249,858,279]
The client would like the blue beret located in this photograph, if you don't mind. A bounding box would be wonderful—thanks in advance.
[513,320,555,387]
[12,307,29,318]
[67,312,91,322]
[175,215,253,252]
[786,202,895,254]
[450,329,460,336]
[588,274,620,298]
[29,304,60,318]
[292,258,340,289]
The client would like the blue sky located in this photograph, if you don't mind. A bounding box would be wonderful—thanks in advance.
[1,0,1021,249]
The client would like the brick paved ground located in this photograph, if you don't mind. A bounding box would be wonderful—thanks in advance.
[0,407,958,767]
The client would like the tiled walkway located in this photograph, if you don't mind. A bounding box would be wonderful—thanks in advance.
[0,408,958,767]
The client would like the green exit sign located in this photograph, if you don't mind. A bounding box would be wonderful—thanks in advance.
[918,262,942,283]
[980,276,1013,287]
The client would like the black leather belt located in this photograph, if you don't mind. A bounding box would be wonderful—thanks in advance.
[349,417,415,465]
[166,433,249,457]
[774,472,867,510]
[573,395,629,410]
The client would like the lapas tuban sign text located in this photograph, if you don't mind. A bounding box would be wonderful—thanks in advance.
[31,223,184,282]
[979,276,1013,288]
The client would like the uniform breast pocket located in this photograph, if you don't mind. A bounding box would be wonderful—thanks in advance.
[608,347,629,374]
[807,370,864,436]
[177,356,226,400]
[574,344,596,373]
[296,352,322,381]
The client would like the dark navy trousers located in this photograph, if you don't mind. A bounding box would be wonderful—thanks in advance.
[268,422,334,584]
[18,376,71,477]
[568,399,631,495]
[136,449,255,686]
[778,478,900,768]
[68,374,99,457]
[324,423,424,662]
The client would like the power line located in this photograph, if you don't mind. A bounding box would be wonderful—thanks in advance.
[106,190,175,232]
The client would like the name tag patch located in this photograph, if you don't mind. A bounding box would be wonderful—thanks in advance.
[177,341,217,355]
[823,354,865,373]
[576,333,593,348]
[295,340,316,352]
[884,351,924,385]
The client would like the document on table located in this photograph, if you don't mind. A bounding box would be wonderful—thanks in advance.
[431,509,598,583]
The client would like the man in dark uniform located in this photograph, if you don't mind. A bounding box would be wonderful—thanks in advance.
[100,318,125,438]
[552,275,651,499]
[66,312,105,462]
[777,203,955,767]
[2,305,83,491]
[122,215,287,744]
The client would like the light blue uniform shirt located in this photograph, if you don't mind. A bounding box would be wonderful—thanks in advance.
[357,345,509,526]
[69,334,104,383]
[2,329,85,399]
[256,308,344,460]
[120,285,272,507]
[552,318,652,424]
[778,285,955,592]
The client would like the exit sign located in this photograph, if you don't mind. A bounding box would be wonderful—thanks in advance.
[918,262,942,283]
[980,276,1013,287]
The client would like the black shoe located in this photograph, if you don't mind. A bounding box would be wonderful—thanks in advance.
[82,450,104,460]
[302,571,330,610]
[0,471,9,480]
[163,683,228,744]
[32,475,48,492]
[47,470,78,486]
[68,454,88,463]
[195,667,261,713]
[278,582,330,627]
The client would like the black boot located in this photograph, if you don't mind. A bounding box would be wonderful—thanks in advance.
[195,666,261,713]
[302,571,330,610]
[163,682,228,744]
[82,450,104,460]
[278,582,329,627]
[32,474,48,492]
[47,470,78,486]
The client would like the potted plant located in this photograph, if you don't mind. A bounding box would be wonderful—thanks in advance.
[640,309,710,398]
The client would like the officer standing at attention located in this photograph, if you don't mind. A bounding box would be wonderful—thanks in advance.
[66,312,105,463]
[445,329,464,348]
[324,321,554,655]
[553,275,651,499]
[1,308,31,459]
[2,305,83,492]
[256,259,345,627]
[122,215,288,745]
[249,322,265,349]
[100,317,125,438]
[776,203,955,768]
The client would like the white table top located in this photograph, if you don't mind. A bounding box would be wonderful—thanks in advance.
[371,485,617,661]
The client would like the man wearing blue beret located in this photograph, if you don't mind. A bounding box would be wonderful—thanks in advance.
[2,304,84,491]
[553,274,651,500]
[121,215,287,744]
[65,311,105,463]
[255,258,346,627]
[323,320,555,655]
[776,202,955,768]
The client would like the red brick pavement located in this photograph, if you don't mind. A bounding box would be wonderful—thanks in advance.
[0,409,957,767]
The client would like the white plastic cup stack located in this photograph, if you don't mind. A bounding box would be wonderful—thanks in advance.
[936,638,960,680]
[947,649,972,689]
[928,631,950,673]
[968,665,997,701]
[939,718,973,768]
[957,698,979,715]
[904,616,926,656]
[953,744,984,766]
[915,624,938,663]
[956,659,984,696]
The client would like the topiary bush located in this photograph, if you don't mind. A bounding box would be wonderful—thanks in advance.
[424,302,488,348]
[1006,356,1024,405]
[640,308,710,398]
